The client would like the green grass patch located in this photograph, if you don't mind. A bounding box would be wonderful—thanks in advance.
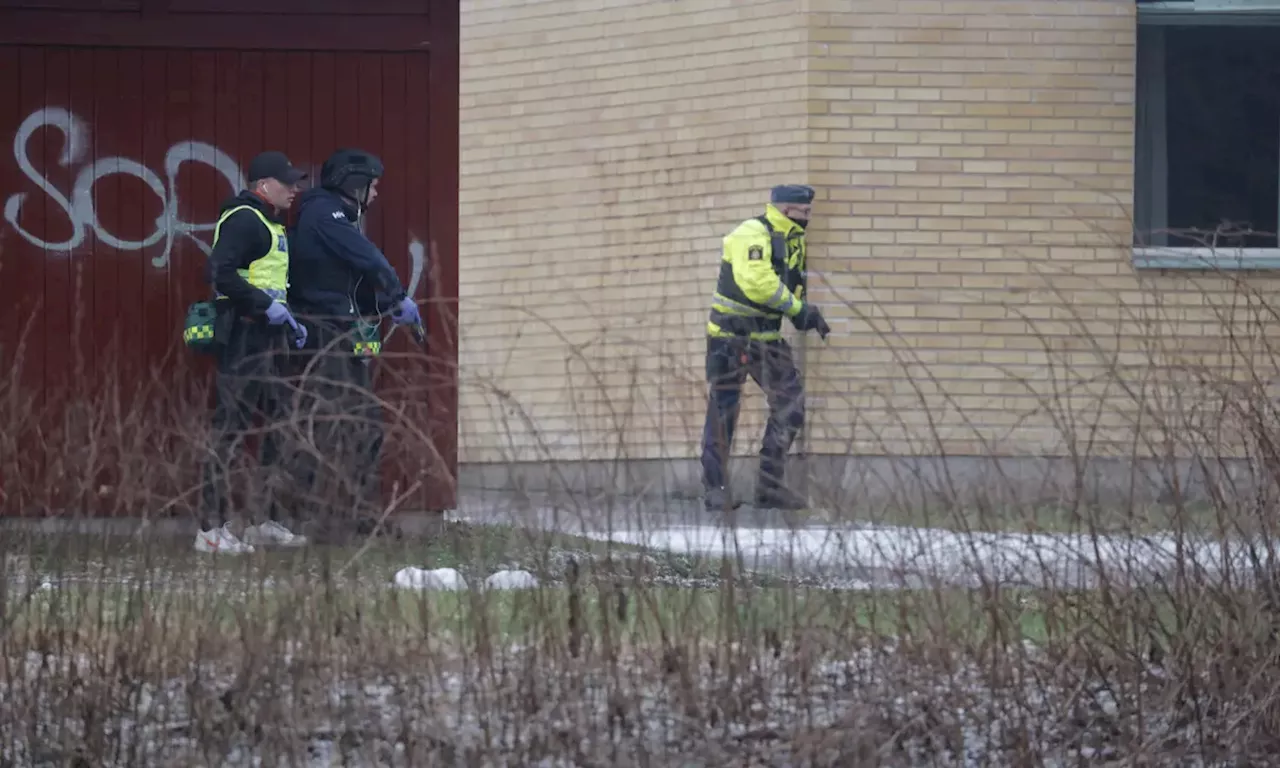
[2,570,1181,656]
[2,520,757,599]
[3,522,1254,670]
[6,521,632,579]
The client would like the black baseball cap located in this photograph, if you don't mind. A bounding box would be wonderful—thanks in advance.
[247,151,308,185]
[771,184,815,205]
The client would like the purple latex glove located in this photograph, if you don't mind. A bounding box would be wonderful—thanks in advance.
[390,296,421,326]
[265,300,294,326]
[265,300,307,349]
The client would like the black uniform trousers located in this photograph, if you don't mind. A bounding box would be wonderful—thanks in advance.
[198,311,292,530]
[699,336,806,494]
[289,316,385,526]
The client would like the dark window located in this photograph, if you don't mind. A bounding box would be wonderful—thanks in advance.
[1135,24,1280,249]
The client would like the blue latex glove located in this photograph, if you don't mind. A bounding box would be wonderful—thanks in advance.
[265,300,308,349]
[265,300,294,326]
[390,296,421,326]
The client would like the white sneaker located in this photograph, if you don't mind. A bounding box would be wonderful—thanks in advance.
[243,520,308,548]
[194,523,256,555]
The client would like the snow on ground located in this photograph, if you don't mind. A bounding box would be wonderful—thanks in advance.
[447,500,1280,589]
[392,566,468,590]
[390,567,540,591]
[580,523,1280,588]
[2,504,1273,764]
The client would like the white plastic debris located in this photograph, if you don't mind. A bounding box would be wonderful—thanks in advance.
[392,566,466,591]
[484,569,538,590]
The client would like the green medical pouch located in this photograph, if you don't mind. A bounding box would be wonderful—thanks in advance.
[352,317,382,358]
[182,300,219,354]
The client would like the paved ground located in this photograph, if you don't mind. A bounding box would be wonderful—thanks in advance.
[451,490,810,531]
[448,490,1280,590]
[4,490,1275,591]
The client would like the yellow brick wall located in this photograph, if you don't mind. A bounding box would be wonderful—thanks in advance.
[803,0,1280,461]
[805,0,1138,458]
[459,0,1280,468]
[458,0,813,464]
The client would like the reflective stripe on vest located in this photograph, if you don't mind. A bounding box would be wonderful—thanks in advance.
[212,204,289,302]
[707,215,801,340]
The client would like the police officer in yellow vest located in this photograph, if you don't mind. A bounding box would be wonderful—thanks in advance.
[701,184,831,513]
[196,151,310,555]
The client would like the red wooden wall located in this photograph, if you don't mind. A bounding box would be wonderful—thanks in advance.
[0,1,460,516]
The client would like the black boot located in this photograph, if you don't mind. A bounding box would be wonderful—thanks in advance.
[352,515,404,540]
[754,483,809,511]
[703,486,744,513]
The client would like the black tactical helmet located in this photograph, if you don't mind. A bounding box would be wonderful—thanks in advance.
[320,148,384,209]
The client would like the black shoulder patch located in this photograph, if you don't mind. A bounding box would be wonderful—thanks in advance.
[747,245,764,261]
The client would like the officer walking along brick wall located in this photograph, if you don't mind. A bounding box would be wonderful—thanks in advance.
[287,148,422,539]
[196,151,311,555]
[701,184,832,514]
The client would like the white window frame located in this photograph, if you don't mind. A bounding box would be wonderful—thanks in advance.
[1133,1,1280,270]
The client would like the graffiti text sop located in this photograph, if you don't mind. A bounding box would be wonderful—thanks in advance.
[2,107,425,298]
[4,107,243,269]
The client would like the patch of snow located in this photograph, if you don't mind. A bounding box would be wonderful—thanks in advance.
[485,569,539,590]
[392,566,466,591]
[582,523,1280,588]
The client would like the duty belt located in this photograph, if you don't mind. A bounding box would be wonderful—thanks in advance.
[215,287,287,302]
[708,309,779,336]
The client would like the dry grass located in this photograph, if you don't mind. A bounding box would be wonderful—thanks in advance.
[7,228,1280,766]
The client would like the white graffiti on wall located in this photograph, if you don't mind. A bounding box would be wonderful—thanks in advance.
[2,106,426,298]
[407,239,425,303]
[4,107,243,269]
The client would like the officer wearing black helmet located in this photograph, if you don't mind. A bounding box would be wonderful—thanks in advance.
[287,147,421,535]
[289,148,419,326]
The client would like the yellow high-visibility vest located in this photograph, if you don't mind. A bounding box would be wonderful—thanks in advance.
[212,204,289,302]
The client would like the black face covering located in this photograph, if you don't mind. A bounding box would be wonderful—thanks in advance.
[789,217,809,229]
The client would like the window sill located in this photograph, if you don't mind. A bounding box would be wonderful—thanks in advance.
[1139,1,1280,26]
[1132,247,1280,271]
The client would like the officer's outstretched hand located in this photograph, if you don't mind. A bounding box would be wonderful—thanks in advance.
[794,304,831,340]
[265,300,294,326]
[390,296,422,326]
[814,314,831,340]
[266,300,308,348]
